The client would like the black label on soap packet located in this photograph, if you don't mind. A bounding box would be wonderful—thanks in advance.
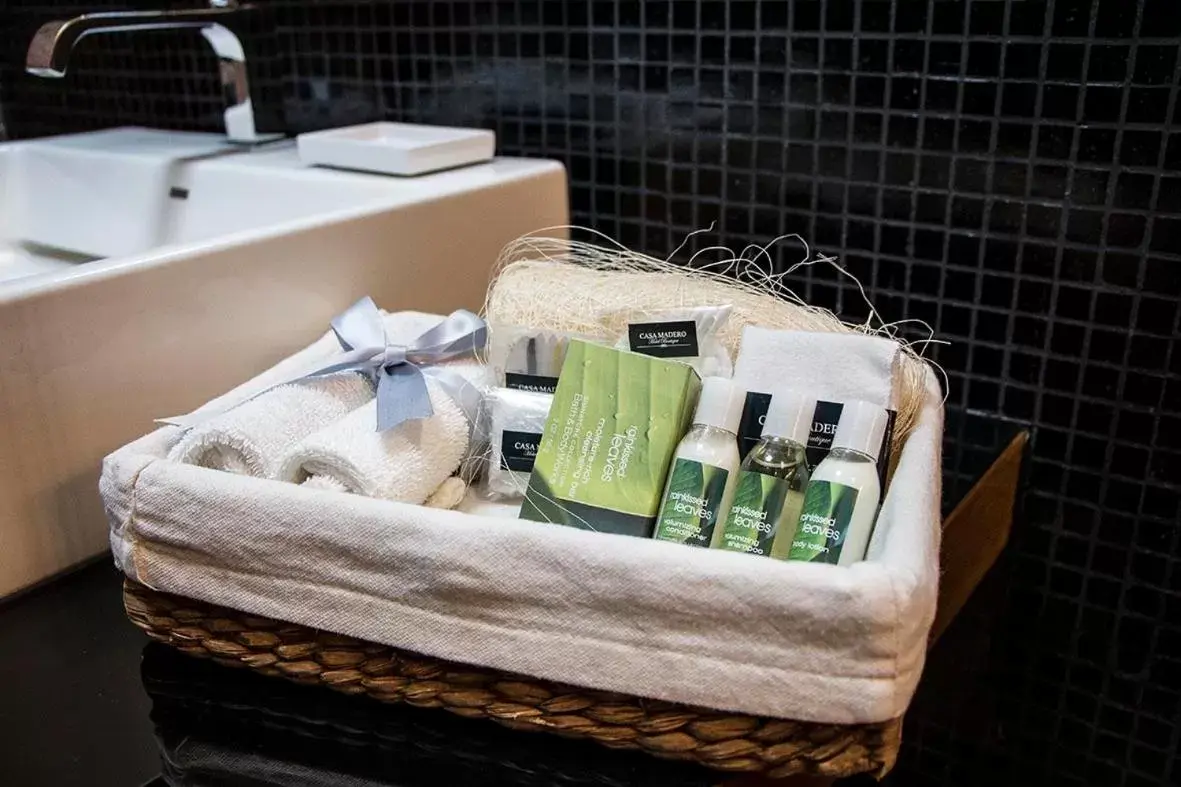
[505,372,559,394]
[737,391,773,457]
[500,430,542,472]
[627,320,699,358]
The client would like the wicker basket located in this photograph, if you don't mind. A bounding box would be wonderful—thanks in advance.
[125,579,902,780]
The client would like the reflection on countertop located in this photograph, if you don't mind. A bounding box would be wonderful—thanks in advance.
[142,642,713,787]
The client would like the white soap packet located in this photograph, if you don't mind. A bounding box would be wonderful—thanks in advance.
[487,325,593,394]
[600,304,734,378]
[479,386,554,501]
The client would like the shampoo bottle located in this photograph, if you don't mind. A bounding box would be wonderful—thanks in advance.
[652,377,746,548]
[787,400,888,566]
[715,391,813,557]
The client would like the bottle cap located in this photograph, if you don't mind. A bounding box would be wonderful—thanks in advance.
[832,400,889,460]
[761,390,814,446]
[693,377,746,434]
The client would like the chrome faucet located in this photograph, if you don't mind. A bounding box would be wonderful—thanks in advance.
[25,0,279,144]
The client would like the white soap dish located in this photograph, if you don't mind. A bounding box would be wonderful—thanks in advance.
[296,122,496,176]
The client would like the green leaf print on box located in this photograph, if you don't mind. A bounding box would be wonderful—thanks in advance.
[718,470,802,556]
[788,480,859,564]
[653,458,729,547]
[520,340,700,537]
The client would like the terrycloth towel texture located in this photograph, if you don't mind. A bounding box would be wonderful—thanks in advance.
[166,375,374,479]
[166,310,466,481]
[278,378,470,504]
[367,310,494,467]
[102,323,942,725]
[733,327,903,409]
[276,308,491,503]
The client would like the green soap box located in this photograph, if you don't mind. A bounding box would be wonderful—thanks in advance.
[520,340,702,537]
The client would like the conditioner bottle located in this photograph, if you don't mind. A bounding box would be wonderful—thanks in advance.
[652,377,745,548]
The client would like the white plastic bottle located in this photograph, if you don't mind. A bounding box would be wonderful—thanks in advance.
[652,377,746,548]
[788,400,889,566]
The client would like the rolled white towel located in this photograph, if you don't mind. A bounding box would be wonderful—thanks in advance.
[279,378,470,504]
[167,374,374,478]
[167,310,455,479]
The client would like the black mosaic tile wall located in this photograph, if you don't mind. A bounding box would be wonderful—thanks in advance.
[2,1,1179,784]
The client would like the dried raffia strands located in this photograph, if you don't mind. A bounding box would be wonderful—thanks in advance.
[483,227,942,472]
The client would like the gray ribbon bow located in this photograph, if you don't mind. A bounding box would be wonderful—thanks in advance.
[317,297,487,431]
[162,297,487,433]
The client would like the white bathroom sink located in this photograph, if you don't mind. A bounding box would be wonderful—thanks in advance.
[0,127,568,597]
[0,127,516,290]
[1,128,234,279]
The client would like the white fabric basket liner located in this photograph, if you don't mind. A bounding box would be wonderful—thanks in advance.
[102,328,942,725]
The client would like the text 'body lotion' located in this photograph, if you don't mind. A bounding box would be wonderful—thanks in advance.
[715,390,813,558]
[652,377,746,548]
[789,400,889,566]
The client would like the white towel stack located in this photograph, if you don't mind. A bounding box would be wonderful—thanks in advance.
[167,374,374,478]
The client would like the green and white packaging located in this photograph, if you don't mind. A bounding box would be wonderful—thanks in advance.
[718,471,806,556]
[654,458,730,546]
[652,376,746,548]
[789,481,859,563]
[715,390,813,558]
[520,340,701,537]
[786,400,891,566]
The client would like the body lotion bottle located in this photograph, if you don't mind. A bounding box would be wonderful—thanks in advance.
[652,377,746,548]
[788,400,889,566]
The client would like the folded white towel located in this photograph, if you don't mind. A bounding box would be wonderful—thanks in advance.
[278,378,470,504]
[733,326,902,408]
[167,374,374,478]
[382,311,456,346]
